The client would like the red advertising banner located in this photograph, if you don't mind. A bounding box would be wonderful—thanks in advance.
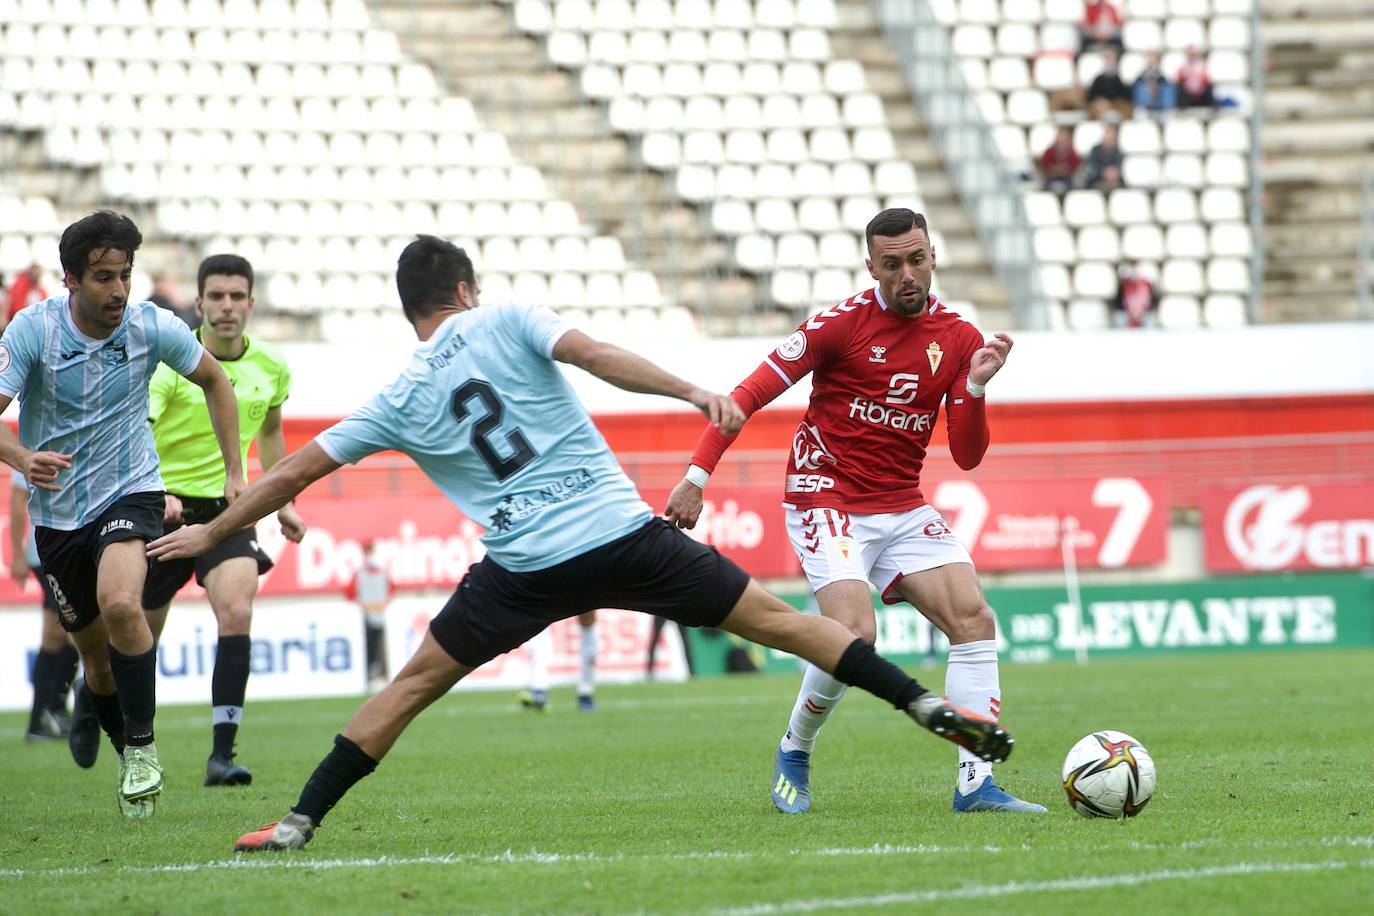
[929,477,1170,570]
[0,475,1167,605]
[1203,481,1374,572]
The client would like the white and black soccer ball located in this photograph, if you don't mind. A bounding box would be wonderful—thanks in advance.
[1061,730,1156,818]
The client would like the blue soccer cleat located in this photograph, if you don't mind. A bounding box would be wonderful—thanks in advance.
[952,777,1047,813]
[770,747,812,814]
[577,693,595,712]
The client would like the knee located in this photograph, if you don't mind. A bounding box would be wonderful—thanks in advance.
[216,601,253,636]
[947,602,996,644]
[98,591,144,622]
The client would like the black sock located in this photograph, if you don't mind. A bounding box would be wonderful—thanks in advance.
[52,644,79,711]
[833,638,928,710]
[87,683,126,756]
[364,625,384,679]
[28,649,59,731]
[292,734,379,825]
[107,644,156,747]
[212,635,251,755]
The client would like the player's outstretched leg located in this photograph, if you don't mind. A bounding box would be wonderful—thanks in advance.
[235,632,472,852]
[717,581,1013,766]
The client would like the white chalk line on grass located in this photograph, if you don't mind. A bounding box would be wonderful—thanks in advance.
[2,836,1371,881]
[710,858,1374,915]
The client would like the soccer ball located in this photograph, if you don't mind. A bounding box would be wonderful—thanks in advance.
[1061,730,1156,818]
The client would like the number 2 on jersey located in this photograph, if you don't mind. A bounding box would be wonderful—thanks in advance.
[449,380,537,481]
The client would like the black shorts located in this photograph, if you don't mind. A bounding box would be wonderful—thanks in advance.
[34,491,165,633]
[142,495,273,609]
[429,517,751,668]
[32,567,59,613]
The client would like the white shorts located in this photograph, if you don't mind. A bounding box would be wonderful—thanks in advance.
[784,504,974,605]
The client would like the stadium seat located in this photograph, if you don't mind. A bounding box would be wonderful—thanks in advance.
[1034,226,1075,263]
[1077,225,1121,262]
[1209,222,1251,258]
[1207,257,1249,294]
[1154,188,1198,224]
[1121,155,1162,188]
[1204,293,1248,327]
[1166,223,1209,259]
[1024,191,1063,227]
[1063,190,1107,227]
[1121,223,1166,261]
[1067,298,1111,330]
[771,269,811,308]
[1039,263,1071,299]
[1032,54,1075,91]
[1157,294,1202,329]
[1073,262,1118,298]
[1161,258,1204,295]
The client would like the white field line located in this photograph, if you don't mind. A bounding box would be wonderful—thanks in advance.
[1,836,1371,881]
[711,858,1374,915]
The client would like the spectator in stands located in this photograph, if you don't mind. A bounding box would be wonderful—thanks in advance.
[1133,52,1177,113]
[1083,124,1125,191]
[1079,0,1124,58]
[1114,262,1159,328]
[7,263,47,322]
[148,271,200,329]
[1177,47,1216,109]
[1037,126,1081,196]
[1086,50,1133,120]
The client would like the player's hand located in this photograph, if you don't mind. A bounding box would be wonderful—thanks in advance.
[147,523,216,561]
[25,450,72,492]
[224,475,247,504]
[969,333,1014,387]
[10,555,29,581]
[163,493,184,525]
[664,478,705,529]
[689,389,745,436]
[277,502,307,544]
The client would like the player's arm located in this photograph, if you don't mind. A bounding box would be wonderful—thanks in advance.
[8,480,28,580]
[946,332,1013,470]
[148,441,340,561]
[551,329,744,433]
[182,352,245,502]
[665,353,803,530]
[257,405,306,543]
[0,395,71,492]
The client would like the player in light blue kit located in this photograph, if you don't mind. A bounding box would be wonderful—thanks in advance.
[0,211,244,818]
[148,236,1013,852]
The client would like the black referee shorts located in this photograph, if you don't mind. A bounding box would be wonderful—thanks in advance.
[142,495,273,610]
[429,518,750,669]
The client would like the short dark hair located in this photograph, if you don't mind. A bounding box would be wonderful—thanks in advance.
[59,210,142,281]
[396,235,475,323]
[198,253,254,295]
[865,208,929,252]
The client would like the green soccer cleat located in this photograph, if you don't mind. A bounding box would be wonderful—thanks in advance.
[119,744,164,819]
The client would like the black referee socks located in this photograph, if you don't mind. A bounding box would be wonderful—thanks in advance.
[833,638,928,710]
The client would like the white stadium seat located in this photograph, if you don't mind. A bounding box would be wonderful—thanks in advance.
[1077,225,1121,262]
[1207,257,1249,294]
[1063,189,1107,227]
[1067,298,1111,330]
[1121,223,1166,261]
[1073,261,1118,298]
[1161,258,1204,295]
[1158,295,1201,329]
[1204,293,1249,327]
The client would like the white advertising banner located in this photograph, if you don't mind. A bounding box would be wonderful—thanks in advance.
[383,597,690,692]
[0,599,366,712]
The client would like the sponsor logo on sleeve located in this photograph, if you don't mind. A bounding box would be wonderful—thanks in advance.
[777,331,807,361]
[0,343,10,373]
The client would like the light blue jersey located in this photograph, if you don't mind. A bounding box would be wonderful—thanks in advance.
[317,303,653,572]
[0,295,205,530]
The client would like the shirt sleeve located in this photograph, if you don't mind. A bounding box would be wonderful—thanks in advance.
[945,326,990,471]
[687,314,843,473]
[10,467,27,488]
[271,352,292,409]
[0,311,39,400]
[315,394,398,466]
[147,362,177,424]
[513,302,574,357]
[155,307,206,376]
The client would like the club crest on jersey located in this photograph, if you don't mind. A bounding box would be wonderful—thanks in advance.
[869,346,887,363]
[926,342,943,373]
[777,331,807,361]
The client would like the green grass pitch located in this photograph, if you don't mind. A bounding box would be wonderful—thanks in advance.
[2,649,1371,914]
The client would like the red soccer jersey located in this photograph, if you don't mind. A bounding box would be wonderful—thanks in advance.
[690,288,990,514]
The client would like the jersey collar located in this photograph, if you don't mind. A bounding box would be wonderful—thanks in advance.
[197,326,251,361]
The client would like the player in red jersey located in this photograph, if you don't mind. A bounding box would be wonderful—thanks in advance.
[666,209,1045,814]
